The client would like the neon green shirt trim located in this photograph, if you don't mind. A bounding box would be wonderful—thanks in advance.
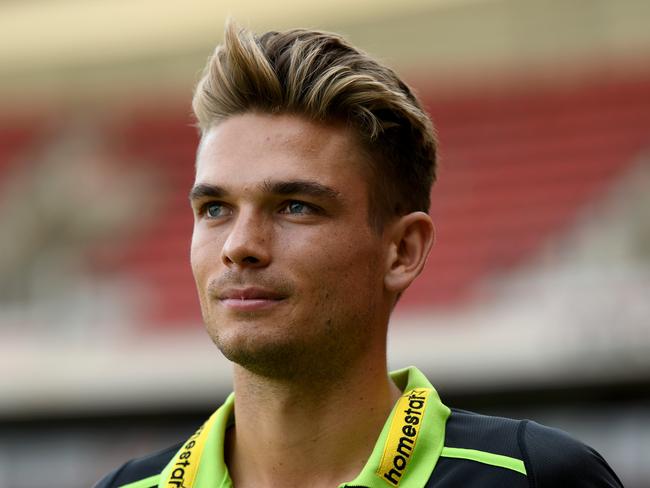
[158,366,450,488]
[120,474,160,488]
[344,366,450,487]
[440,447,527,475]
[158,393,235,488]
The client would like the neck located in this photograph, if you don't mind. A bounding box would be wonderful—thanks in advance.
[226,356,402,488]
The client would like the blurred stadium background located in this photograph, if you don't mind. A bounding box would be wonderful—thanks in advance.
[1,0,649,486]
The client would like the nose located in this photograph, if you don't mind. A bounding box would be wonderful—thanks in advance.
[221,209,272,268]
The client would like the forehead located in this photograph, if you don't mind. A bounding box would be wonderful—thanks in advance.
[195,113,369,190]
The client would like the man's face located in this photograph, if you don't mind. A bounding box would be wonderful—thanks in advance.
[190,113,390,379]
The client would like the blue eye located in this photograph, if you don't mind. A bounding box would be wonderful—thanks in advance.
[204,202,227,218]
[282,201,315,214]
[287,201,307,213]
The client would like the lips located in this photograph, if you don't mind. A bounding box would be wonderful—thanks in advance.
[219,287,286,301]
[217,287,287,312]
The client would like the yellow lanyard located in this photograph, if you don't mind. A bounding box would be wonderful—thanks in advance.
[161,410,220,488]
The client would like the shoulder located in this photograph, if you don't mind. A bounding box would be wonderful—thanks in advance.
[93,442,183,488]
[520,418,623,487]
[428,408,622,488]
[429,408,529,486]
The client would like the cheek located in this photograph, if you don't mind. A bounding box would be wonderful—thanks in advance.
[293,228,381,295]
[190,227,222,290]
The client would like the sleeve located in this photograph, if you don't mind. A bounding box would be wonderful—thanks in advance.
[518,420,624,487]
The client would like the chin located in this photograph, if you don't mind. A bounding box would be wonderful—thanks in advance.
[203,303,376,381]
[217,334,310,379]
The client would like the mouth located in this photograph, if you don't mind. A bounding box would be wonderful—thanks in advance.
[217,287,287,312]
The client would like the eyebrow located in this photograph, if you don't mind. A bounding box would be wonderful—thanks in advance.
[189,179,341,203]
[261,179,340,200]
[188,183,228,202]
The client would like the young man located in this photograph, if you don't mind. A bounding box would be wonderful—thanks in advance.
[95,23,623,488]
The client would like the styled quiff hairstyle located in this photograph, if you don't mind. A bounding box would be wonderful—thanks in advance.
[192,21,437,230]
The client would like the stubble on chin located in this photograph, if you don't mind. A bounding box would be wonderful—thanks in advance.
[199,263,382,383]
[204,304,375,384]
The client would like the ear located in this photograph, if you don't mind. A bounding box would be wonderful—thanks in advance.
[384,212,435,295]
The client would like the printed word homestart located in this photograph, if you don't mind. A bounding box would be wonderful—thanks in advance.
[378,389,431,486]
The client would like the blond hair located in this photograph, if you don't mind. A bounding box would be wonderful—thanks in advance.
[193,21,437,229]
